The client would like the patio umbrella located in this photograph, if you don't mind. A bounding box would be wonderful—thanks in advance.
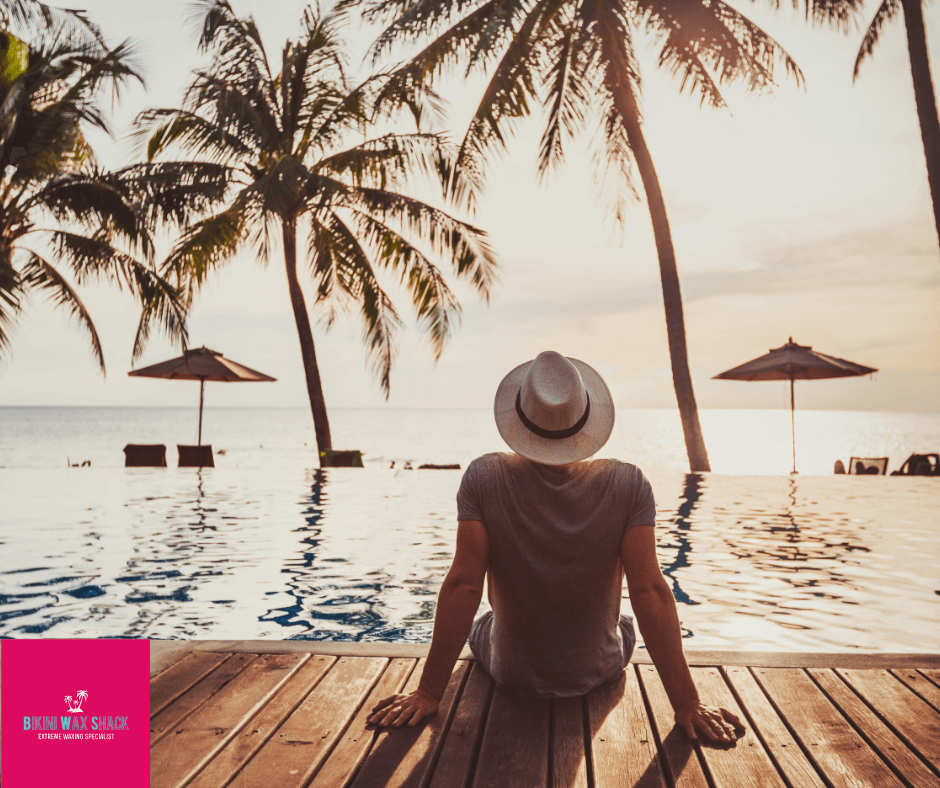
[713,338,877,474]
[128,347,276,445]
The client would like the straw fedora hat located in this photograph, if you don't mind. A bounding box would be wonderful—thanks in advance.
[495,351,615,465]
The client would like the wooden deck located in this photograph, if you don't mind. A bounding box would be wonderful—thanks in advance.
[150,647,940,788]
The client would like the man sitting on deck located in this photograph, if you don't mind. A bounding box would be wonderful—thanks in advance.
[368,351,743,743]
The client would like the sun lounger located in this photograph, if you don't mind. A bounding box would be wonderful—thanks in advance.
[123,444,167,467]
[320,450,364,467]
[890,453,940,476]
[848,457,888,475]
[177,445,215,468]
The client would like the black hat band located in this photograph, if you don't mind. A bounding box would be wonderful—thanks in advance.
[515,390,591,440]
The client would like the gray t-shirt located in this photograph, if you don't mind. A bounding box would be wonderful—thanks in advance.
[456,452,656,698]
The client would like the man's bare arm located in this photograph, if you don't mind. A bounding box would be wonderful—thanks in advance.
[369,520,488,727]
[622,525,743,742]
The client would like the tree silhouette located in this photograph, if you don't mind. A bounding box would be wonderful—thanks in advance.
[854,0,940,250]
[0,25,189,370]
[347,0,828,470]
[136,0,497,459]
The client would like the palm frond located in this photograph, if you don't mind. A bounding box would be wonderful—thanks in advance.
[347,207,462,359]
[47,230,152,290]
[591,91,641,232]
[854,0,901,79]
[133,108,256,164]
[283,4,351,144]
[370,67,447,131]
[29,172,151,257]
[798,0,863,32]
[538,10,600,175]
[250,153,309,217]
[0,1,105,46]
[317,132,457,193]
[32,38,143,136]
[130,273,189,362]
[336,182,499,300]
[163,203,248,295]
[0,251,21,359]
[42,232,188,359]
[310,212,403,395]
[640,0,805,105]
[592,0,645,229]
[366,0,508,62]
[112,161,233,230]
[452,0,567,199]
[296,81,365,160]
[190,0,280,128]
[180,69,279,154]
[19,250,105,373]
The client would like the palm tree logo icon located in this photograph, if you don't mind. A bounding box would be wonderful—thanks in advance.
[64,690,88,713]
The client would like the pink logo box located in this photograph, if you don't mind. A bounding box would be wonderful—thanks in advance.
[2,639,150,787]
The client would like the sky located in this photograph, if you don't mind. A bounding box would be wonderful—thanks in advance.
[0,0,937,414]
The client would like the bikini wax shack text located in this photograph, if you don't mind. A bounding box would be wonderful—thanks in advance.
[24,714,129,740]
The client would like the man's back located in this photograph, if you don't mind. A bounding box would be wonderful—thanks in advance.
[457,452,655,698]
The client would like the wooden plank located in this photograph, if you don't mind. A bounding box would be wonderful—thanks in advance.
[150,651,231,717]
[310,659,418,788]
[472,685,549,788]
[150,653,307,788]
[836,669,940,771]
[552,696,589,788]
[351,659,470,788]
[636,664,710,788]
[722,666,826,788]
[753,668,906,788]
[150,653,256,745]
[586,669,666,788]
[809,669,940,788]
[919,669,940,690]
[185,655,337,788]
[891,669,940,713]
[429,662,493,788]
[233,656,387,788]
[689,667,786,788]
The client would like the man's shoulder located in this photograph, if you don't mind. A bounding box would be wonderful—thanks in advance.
[587,458,647,486]
[467,452,520,475]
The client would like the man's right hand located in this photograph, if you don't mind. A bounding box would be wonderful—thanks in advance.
[674,700,745,742]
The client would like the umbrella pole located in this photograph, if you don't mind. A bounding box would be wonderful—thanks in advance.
[198,377,205,446]
[790,376,797,475]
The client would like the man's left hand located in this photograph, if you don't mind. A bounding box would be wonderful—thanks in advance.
[674,700,745,743]
[368,688,439,728]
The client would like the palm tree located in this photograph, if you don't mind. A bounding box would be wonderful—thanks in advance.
[855,0,940,248]
[0,26,188,372]
[75,689,88,710]
[63,695,72,710]
[350,0,855,471]
[136,0,497,462]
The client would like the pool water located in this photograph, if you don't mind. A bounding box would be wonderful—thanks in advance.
[1,467,937,652]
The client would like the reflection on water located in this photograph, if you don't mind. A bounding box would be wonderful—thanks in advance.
[0,467,937,651]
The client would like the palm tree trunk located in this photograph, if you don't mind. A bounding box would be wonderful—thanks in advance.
[282,218,333,461]
[901,0,940,248]
[614,87,711,472]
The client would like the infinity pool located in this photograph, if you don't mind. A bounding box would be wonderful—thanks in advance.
[1,468,937,651]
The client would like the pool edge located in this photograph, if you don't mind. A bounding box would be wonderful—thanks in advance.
[148,640,940,677]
